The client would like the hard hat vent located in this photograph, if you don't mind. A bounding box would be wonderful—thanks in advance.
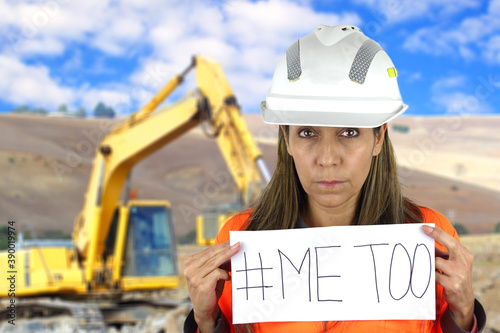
[286,40,301,82]
[348,39,383,84]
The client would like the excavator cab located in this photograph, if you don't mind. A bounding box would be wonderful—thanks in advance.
[122,204,177,277]
[104,200,179,291]
[196,180,268,246]
[196,202,243,246]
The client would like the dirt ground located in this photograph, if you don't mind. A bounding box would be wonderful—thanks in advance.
[461,234,500,332]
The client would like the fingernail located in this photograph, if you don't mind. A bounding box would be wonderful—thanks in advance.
[231,242,240,250]
[422,225,433,234]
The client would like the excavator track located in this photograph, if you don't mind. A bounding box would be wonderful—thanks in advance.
[0,299,106,332]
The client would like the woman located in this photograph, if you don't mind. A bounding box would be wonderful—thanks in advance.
[184,25,486,333]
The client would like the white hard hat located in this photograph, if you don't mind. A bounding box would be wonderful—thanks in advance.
[261,24,408,128]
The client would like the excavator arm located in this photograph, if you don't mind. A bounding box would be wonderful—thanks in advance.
[72,55,269,285]
[194,57,271,204]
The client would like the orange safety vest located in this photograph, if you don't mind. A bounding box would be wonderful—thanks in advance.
[215,207,458,333]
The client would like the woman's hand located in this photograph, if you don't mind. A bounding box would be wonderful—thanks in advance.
[422,225,475,331]
[184,241,241,333]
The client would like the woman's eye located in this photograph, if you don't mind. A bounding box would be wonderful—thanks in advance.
[341,128,359,138]
[298,129,315,138]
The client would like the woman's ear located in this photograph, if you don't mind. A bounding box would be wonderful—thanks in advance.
[372,123,387,156]
[280,125,292,156]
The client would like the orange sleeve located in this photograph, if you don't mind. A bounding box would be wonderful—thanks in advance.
[420,207,462,333]
[421,207,460,246]
[215,210,252,245]
[215,211,253,333]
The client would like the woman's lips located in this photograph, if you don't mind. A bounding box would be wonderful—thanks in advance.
[316,180,345,188]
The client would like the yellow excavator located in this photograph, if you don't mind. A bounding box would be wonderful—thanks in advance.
[0,55,269,330]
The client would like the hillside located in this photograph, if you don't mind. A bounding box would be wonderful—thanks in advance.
[0,113,279,237]
[1,113,499,236]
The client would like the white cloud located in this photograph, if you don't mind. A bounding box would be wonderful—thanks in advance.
[227,70,273,110]
[402,0,500,63]
[353,0,481,23]
[484,35,500,63]
[431,75,495,115]
[12,36,65,57]
[0,51,134,114]
[129,60,182,92]
[61,50,83,73]
[0,0,362,113]
[226,0,361,49]
[0,0,151,57]
[239,46,282,74]
[135,0,362,112]
[2,1,93,56]
[491,0,500,15]
[458,45,475,60]
[433,91,494,115]
[78,87,133,115]
[405,72,422,83]
[0,55,73,109]
[403,27,454,55]
[432,76,466,90]
[89,15,146,56]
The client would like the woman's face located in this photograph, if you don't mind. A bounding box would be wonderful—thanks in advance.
[283,125,386,213]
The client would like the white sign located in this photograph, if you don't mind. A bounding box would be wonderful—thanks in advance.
[230,223,435,324]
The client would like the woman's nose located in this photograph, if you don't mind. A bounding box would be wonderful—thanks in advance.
[316,138,341,167]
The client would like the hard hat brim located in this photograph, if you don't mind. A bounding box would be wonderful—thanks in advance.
[260,101,408,128]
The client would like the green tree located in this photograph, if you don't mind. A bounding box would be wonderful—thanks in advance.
[75,107,87,118]
[93,102,115,118]
[495,222,500,233]
[57,104,68,113]
[32,107,49,115]
[453,223,469,235]
[10,105,48,115]
[11,105,30,113]
[0,226,7,250]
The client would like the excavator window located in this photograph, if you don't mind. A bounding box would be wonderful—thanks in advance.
[122,205,177,277]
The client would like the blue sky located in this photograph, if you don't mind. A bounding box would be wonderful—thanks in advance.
[0,0,499,116]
